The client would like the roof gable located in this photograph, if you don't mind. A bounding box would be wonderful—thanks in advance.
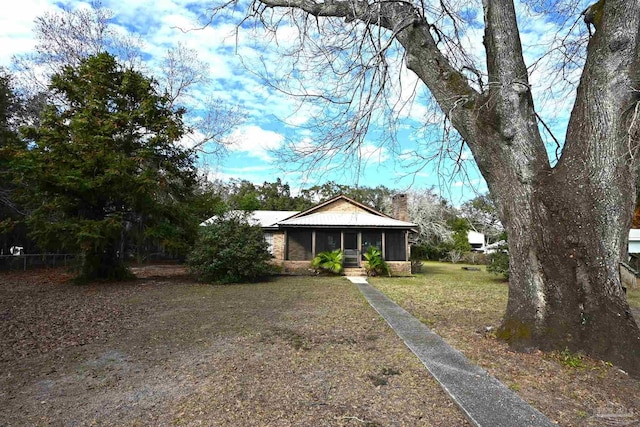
[288,195,392,220]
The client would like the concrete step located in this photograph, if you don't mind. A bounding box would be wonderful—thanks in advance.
[343,267,366,276]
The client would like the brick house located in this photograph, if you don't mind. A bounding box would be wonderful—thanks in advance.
[203,194,417,276]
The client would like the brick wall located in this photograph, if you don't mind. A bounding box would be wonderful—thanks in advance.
[288,234,311,260]
[272,232,285,261]
[387,261,412,276]
[282,260,316,275]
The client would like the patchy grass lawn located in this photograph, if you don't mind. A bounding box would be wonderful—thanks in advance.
[0,266,468,426]
[370,261,640,427]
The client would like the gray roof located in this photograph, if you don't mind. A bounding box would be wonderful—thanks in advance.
[201,210,416,229]
[249,210,300,227]
[200,210,299,227]
[278,212,416,228]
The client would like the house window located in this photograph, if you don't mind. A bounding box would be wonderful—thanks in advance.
[287,230,313,260]
[315,230,341,253]
[385,231,406,261]
[361,231,382,257]
[264,232,274,255]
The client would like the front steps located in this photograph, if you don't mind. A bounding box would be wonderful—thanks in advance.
[343,267,367,276]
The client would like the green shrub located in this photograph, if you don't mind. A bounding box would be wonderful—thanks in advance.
[487,251,509,280]
[453,233,471,253]
[364,246,391,277]
[409,246,424,273]
[448,249,465,264]
[187,214,276,283]
[410,245,429,260]
[311,249,344,274]
[414,243,455,261]
[463,252,488,265]
[410,258,423,274]
[555,348,585,369]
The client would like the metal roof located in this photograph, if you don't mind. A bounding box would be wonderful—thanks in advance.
[200,210,299,227]
[630,229,640,241]
[467,231,485,245]
[250,211,300,227]
[278,212,417,228]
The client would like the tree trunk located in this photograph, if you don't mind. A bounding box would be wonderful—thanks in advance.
[254,0,640,374]
[464,0,636,366]
[491,165,640,375]
[80,242,132,282]
[479,0,640,375]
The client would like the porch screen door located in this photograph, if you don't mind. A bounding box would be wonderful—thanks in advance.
[343,232,359,267]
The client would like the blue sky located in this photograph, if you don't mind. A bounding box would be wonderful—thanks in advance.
[0,0,583,204]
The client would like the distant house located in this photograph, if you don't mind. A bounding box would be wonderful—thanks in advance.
[467,230,486,252]
[623,229,640,289]
[484,240,507,254]
[629,229,640,254]
[202,194,418,275]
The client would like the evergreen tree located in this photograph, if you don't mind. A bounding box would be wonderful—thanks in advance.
[20,53,197,281]
[0,69,30,254]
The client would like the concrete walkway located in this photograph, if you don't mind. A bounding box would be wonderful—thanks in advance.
[347,277,556,427]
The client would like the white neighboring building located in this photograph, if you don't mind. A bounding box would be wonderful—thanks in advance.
[485,240,507,254]
[467,231,486,252]
[629,229,640,254]
[463,229,640,255]
[9,246,24,256]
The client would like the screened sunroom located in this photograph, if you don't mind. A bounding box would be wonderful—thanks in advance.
[284,228,410,267]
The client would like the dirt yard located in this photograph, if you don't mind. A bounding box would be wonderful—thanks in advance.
[372,263,640,427]
[0,266,468,426]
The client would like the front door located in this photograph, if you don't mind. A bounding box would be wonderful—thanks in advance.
[343,232,359,267]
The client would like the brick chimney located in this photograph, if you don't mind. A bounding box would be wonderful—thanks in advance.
[392,194,408,222]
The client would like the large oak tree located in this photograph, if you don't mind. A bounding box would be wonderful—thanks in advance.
[214,0,640,373]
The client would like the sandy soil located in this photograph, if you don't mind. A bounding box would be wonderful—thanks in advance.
[0,267,469,426]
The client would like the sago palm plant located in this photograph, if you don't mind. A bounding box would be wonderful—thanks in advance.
[311,249,344,274]
[363,246,391,277]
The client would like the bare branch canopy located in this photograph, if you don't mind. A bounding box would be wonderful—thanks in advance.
[220,0,640,375]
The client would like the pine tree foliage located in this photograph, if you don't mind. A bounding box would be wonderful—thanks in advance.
[20,53,197,281]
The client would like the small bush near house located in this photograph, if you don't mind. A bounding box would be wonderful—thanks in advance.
[311,250,344,275]
[187,215,276,283]
[487,251,510,280]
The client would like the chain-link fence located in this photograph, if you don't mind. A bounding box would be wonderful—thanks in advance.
[0,254,79,271]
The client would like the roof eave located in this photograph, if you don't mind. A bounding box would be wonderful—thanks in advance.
[273,224,417,229]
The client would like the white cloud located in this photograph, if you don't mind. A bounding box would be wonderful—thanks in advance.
[206,165,273,183]
[360,144,389,164]
[0,0,61,65]
[205,164,306,190]
[224,125,284,161]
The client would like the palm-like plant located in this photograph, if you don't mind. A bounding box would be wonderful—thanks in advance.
[311,249,344,274]
[363,246,391,277]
